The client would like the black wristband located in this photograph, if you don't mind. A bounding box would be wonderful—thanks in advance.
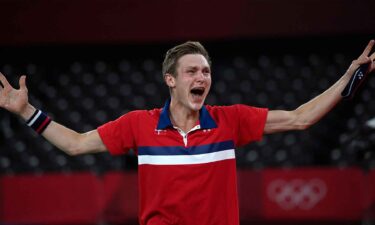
[341,63,369,100]
[26,109,52,134]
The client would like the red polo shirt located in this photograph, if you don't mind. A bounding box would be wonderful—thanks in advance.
[98,100,268,225]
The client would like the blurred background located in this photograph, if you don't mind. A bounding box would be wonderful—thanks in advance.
[0,0,375,224]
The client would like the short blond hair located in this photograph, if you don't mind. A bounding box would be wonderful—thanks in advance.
[162,41,211,77]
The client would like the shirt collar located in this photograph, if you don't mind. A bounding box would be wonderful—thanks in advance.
[156,99,217,130]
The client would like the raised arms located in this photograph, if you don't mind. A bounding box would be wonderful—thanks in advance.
[0,73,107,155]
[264,40,375,134]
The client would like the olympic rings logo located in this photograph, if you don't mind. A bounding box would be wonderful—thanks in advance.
[267,178,327,210]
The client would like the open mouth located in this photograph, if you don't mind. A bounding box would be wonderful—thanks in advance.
[190,87,205,96]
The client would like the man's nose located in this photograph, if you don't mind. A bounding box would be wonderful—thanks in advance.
[196,71,205,81]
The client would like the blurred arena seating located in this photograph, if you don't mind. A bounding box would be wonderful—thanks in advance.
[0,38,374,175]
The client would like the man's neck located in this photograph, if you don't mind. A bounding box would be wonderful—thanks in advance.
[169,101,200,133]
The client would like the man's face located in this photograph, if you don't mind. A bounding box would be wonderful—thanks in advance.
[167,54,211,112]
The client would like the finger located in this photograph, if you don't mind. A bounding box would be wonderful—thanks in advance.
[368,52,375,73]
[369,51,375,62]
[19,75,27,91]
[361,39,375,57]
[0,72,12,89]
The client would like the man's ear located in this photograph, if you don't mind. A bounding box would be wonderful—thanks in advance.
[164,73,176,88]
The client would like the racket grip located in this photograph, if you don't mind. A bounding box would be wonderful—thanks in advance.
[341,64,369,100]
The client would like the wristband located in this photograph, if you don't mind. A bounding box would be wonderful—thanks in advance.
[26,109,52,134]
[341,63,369,100]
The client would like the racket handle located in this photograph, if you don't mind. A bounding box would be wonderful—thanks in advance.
[341,64,369,100]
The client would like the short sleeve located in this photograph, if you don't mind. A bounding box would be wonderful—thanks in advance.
[232,104,268,147]
[97,111,139,155]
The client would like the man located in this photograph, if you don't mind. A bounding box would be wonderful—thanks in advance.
[0,40,374,225]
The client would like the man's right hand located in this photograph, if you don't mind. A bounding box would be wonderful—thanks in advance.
[0,72,108,155]
[0,72,36,120]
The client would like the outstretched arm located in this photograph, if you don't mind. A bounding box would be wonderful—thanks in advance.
[0,73,107,155]
[264,40,375,134]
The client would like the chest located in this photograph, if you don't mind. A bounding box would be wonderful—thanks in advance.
[140,124,233,148]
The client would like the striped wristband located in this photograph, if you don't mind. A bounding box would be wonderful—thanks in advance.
[26,109,52,134]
